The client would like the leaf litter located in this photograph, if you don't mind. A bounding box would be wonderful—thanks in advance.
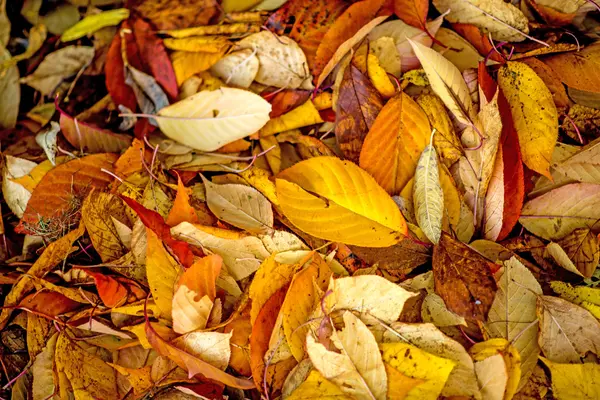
[2,1,600,399]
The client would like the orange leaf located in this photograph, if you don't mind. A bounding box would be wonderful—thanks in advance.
[360,92,431,195]
[114,138,152,178]
[250,286,296,397]
[542,43,600,94]
[177,254,222,301]
[18,153,119,233]
[314,0,391,78]
[145,318,255,389]
[166,176,200,227]
[224,307,253,376]
[85,270,146,308]
[452,23,504,63]
[216,139,251,153]
[394,0,429,30]
[336,64,384,162]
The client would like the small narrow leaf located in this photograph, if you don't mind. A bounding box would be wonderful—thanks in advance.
[413,141,443,244]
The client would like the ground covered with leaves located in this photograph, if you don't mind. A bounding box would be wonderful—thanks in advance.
[2,0,600,399]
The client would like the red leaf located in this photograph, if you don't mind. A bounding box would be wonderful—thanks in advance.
[175,382,224,400]
[394,0,429,30]
[262,89,311,118]
[132,18,178,100]
[84,270,146,308]
[266,0,348,72]
[120,195,196,267]
[319,108,336,122]
[105,26,137,111]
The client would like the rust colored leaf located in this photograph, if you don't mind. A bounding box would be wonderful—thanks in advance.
[114,138,152,178]
[105,22,138,111]
[433,232,498,321]
[336,64,384,162]
[263,89,312,118]
[542,43,600,94]
[19,291,81,317]
[132,0,218,31]
[266,0,348,72]
[224,307,253,376]
[527,0,576,26]
[58,110,132,154]
[394,0,429,30]
[452,23,504,63]
[121,195,195,268]
[313,0,391,78]
[85,271,146,308]
[18,153,119,233]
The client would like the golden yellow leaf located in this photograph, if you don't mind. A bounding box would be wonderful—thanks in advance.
[385,363,426,400]
[360,93,431,195]
[55,332,118,399]
[288,370,352,399]
[277,156,407,247]
[540,357,600,399]
[109,364,154,396]
[260,100,324,137]
[170,49,227,85]
[146,228,182,319]
[31,332,57,400]
[416,93,463,167]
[367,53,396,98]
[497,61,558,178]
[550,281,600,318]
[163,36,230,52]
[469,339,521,400]
[380,341,456,400]
[122,322,177,349]
[282,253,332,361]
[26,313,51,359]
[260,135,282,174]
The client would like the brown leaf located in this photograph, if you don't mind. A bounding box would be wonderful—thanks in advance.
[335,64,384,162]
[394,0,429,30]
[433,232,498,321]
[131,0,218,31]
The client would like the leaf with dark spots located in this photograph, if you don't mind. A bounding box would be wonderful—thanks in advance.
[433,232,498,321]
[335,64,383,162]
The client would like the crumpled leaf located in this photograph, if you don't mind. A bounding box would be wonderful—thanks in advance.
[540,357,600,399]
[203,177,274,234]
[61,8,129,42]
[433,232,498,321]
[497,62,558,178]
[433,0,530,42]
[155,87,271,152]
[360,93,431,195]
[413,142,443,244]
[484,257,542,391]
[21,45,94,95]
[237,30,313,89]
[537,295,600,363]
[276,156,407,247]
[306,311,387,400]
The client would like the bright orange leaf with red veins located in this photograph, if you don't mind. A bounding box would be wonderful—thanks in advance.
[313,0,392,78]
[249,286,296,398]
[84,270,146,308]
[17,153,119,234]
[394,0,429,30]
[166,176,200,227]
[121,195,196,267]
[266,0,347,72]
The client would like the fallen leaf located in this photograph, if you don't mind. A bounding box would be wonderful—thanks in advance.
[380,341,456,400]
[0,24,46,73]
[472,353,509,400]
[413,142,444,244]
[542,43,600,94]
[307,311,387,400]
[0,44,20,129]
[519,183,600,240]
[276,156,407,247]
[484,257,542,390]
[432,0,530,42]
[146,228,182,319]
[21,46,95,95]
[132,0,217,31]
[2,156,36,218]
[210,49,259,88]
[432,27,482,72]
[85,270,144,308]
[260,99,324,137]
[537,295,600,363]
[170,49,227,85]
[360,93,431,195]
[556,228,599,278]
[545,242,586,277]
[61,8,129,42]
[497,61,558,178]
[31,333,57,400]
[433,232,498,321]
[520,57,570,111]
[288,370,352,399]
[154,87,271,152]
[171,330,232,370]
[335,64,384,162]
[163,36,230,53]
[540,357,600,399]
[394,0,429,30]
[203,177,274,234]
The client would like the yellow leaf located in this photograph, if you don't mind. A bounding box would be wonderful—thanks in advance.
[277,157,407,246]
[485,257,542,391]
[162,23,260,38]
[469,339,521,400]
[288,370,352,399]
[172,289,213,334]
[473,353,508,400]
[170,50,227,86]
[416,93,463,167]
[171,331,232,371]
[61,8,128,42]
[156,87,271,151]
[360,93,432,195]
[260,100,324,137]
[0,223,84,330]
[55,332,118,399]
[307,312,387,400]
[409,39,475,125]
[239,166,280,207]
[81,191,128,263]
[550,281,600,308]
[109,364,154,395]
[313,92,333,110]
[386,363,426,400]
[540,357,600,399]
[166,177,199,227]
[282,253,332,361]
[367,52,396,98]
[146,228,182,319]
[26,313,51,359]
[163,36,230,52]
[497,61,558,178]
[432,28,482,72]
[123,322,177,349]
[413,143,443,244]
[380,341,456,400]
[259,134,281,174]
